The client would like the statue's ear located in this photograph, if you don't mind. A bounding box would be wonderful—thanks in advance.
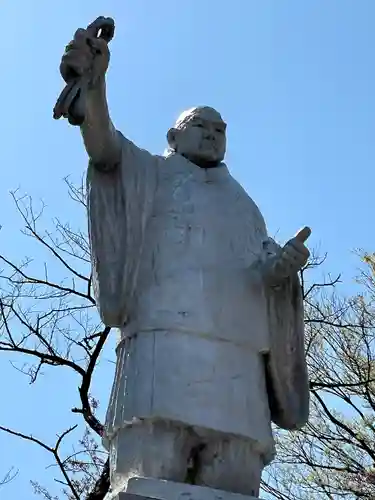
[167,127,178,150]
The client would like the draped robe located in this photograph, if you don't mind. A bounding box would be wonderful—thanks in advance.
[87,133,309,462]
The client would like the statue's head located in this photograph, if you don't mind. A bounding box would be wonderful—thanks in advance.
[167,106,226,168]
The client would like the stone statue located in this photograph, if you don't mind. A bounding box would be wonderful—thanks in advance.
[57,18,310,500]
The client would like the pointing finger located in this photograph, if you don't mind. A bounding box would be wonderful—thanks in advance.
[294,226,311,243]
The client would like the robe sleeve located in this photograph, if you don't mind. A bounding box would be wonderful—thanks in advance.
[86,132,158,327]
[262,238,310,430]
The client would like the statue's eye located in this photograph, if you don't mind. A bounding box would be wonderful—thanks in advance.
[194,123,204,128]
[216,128,224,134]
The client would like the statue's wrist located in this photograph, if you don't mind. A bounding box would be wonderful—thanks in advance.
[263,256,291,285]
[88,74,106,92]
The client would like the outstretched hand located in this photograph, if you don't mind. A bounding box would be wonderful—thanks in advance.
[280,226,311,275]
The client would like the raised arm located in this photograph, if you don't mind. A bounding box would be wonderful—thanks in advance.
[59,26,121,170]
[80,77,121,169]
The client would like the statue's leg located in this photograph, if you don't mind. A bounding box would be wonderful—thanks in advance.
[194,435,264,497]
[109,419,194,494]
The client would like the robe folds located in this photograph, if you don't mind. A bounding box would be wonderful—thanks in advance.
[87,132,309,462]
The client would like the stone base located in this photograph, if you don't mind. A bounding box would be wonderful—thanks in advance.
[116,477,260,500]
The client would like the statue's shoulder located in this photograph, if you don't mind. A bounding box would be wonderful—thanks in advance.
[227,174,269,237]
[229,175,264,217]
[117,132,162,163]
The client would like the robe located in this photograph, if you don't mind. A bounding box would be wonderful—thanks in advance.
[87,132,309,463]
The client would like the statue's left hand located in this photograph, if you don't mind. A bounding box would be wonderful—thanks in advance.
[279,226,311,275]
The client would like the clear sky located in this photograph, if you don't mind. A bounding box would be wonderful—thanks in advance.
[1,1,375,498]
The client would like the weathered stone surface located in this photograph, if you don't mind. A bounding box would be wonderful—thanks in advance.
[117,494,150,500]
[90,111,310,497]
[57,17,311,499]
[124,478,260,500]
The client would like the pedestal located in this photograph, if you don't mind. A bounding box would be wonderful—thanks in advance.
[116,477,260,500]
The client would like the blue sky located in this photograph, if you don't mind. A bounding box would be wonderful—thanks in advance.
[1,1,375,498]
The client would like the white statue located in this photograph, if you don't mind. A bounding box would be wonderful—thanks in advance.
[58,19,310,500]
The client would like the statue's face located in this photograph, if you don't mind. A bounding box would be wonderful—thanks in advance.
[168,107,227,168]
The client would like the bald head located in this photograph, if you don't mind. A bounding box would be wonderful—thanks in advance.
[174,106,224,129]
[167,106,227,168]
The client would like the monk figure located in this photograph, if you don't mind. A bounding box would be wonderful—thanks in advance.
[59,21,310,499]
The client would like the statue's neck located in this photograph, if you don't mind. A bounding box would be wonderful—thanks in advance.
[179,153,222,170]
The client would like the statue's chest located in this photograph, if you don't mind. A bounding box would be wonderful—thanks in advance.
[147,169,266,265]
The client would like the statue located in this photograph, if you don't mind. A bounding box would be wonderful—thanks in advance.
[57,17,310,500]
